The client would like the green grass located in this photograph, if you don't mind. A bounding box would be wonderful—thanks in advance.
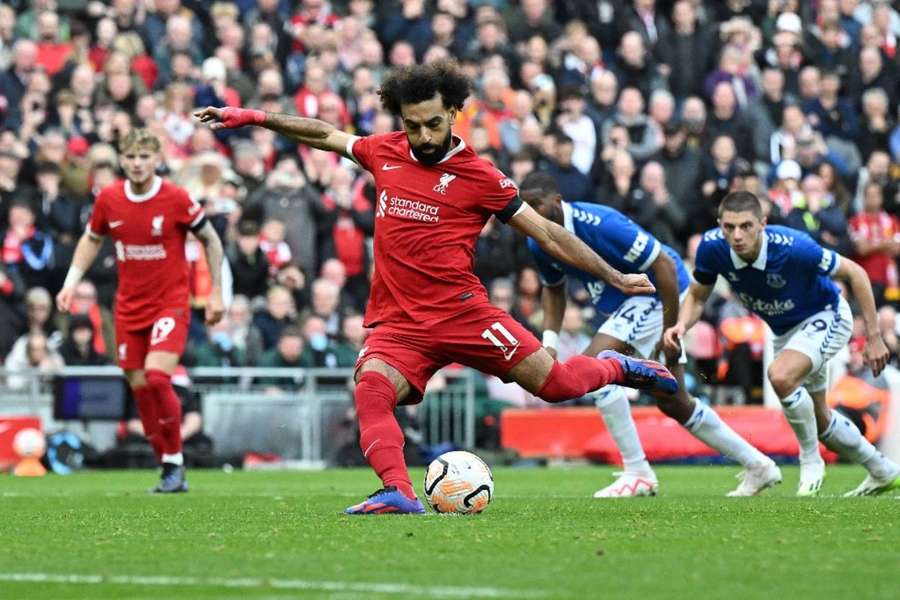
[1,466,898,600]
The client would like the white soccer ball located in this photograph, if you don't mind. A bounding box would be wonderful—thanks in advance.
[13,428,46,458]
[424,451,494,514]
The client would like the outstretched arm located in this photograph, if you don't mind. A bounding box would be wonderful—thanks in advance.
[193,107,356,159]
[508,204,655,295]
[833,256,889,376]
[194,221,225,325]
[56,231,103,313]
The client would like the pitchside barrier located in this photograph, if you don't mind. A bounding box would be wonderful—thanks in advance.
[0,367,477,468]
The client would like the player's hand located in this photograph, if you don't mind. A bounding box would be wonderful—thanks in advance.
[544,346,557,360]
[615,273,656,295]
[663,324,686,355]
[864,334,890,377]
[205,289,225,326]
[193,106,266,130]
[56,287,74,314]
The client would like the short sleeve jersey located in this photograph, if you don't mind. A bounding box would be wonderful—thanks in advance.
[528,202,691,317]
[693,225,841,335]
[348,132,522,327]
[88,177,206,329]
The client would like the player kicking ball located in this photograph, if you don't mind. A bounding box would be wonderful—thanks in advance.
[664,191,900,497]
[57,129,225,493]
[520,173,779,497]
[196,60,677,515]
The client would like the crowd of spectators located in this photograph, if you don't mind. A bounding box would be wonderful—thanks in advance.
[1,0,900,406]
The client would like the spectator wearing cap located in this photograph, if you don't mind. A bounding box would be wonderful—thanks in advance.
[795,129,853,182]
[849,181,900,306]
[556,84,597,176]
[228,220,271,301]
[668,0,714,100]
[653,119,702,217]
[58,313,110,367]
[768,158,803,217]
[803,69,858,142]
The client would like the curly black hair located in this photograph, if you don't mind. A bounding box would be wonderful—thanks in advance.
[378,60,471,116]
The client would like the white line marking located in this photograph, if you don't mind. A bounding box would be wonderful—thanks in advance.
[0,573,547,598]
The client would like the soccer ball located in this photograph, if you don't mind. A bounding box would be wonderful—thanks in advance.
[424,451,494,514]
[13,428,46,458]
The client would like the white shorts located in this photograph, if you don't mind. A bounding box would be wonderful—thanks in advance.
[772,296,853,392]
[597,291,688,362]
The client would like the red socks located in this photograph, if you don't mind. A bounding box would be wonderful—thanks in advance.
[132,385,164,461]
[537,355,624,403]
[145,369,183,456]
[355,371,415,500]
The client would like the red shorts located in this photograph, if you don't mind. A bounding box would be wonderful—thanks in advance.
[115,308,191,370]
[356,302,542,404]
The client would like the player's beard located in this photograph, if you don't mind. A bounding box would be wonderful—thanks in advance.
[411,133,453,166]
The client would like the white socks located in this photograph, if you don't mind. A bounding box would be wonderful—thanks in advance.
[594,386,652,474]
[162,452,184,466]
[780,387,822,464]
[683,400,769,467]
[819,410,897,479]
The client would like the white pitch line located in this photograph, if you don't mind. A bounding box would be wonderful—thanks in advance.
[0,573,548,599]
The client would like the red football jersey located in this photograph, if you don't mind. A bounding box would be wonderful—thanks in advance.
[88,177,206,329]
[349,131,521,327]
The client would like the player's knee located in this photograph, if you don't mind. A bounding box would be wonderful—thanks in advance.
[144,368,170,391]
[767,364,800,398]
[125,369,146,389]
[355,371,398,413]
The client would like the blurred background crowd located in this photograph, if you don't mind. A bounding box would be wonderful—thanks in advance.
[1,0,900,411]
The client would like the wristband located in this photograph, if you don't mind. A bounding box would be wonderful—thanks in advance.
[63,266,84,289]
[222,107,267,128]
[542,330,559,350]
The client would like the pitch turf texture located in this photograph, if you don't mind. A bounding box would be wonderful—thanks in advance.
[2,466,898,600]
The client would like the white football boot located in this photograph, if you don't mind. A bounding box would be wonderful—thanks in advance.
[726,460,782,497]
[844,462,900,497]
[796,459,826,497]
[593,471,659,498]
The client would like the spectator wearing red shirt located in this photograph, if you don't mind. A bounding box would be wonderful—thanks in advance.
[849,181,900,306]
[34,10,72,77]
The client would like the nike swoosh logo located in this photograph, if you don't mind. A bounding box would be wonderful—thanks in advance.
[503,345,519,361]
[0,423,12,435]
[109,221,124,228]
[381,164,402,171]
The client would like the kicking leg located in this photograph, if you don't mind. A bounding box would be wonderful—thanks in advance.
[345,358,425,515]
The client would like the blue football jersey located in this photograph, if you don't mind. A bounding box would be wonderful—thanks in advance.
[693,225,841,335]
[528,202,691,317]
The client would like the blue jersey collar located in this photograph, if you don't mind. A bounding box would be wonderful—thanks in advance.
[730,230,768,270]
[561,201,574,233]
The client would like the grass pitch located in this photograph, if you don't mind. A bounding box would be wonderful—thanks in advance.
[1,465,898,600]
